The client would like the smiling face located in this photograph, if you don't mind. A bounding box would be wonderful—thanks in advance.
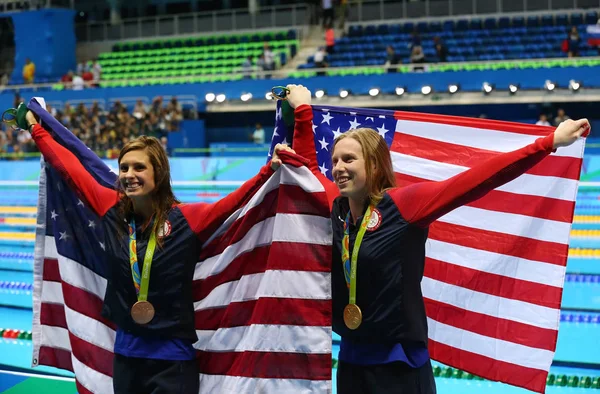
[118,149,156,200]
[332,137,369,201]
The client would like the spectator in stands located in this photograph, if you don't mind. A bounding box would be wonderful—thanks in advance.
[160,136,170,156]
[76,60,89,76]
[322,0,334,29]
[22,58,35,84]
[536,114,551,126]
[410,45,426,67]
[568,26,581,57]
[263,43,275,72]
[166,97,183,131]
[252,123,265,144]
[554,108,571,126]
[313,46,328,76]
[385,46,399,73]
[434,36,448,62]
[91,59,102,86]
[242,56,254,79]
[61,70,74,88]
[72,73,85,90]
[133,100,147,120]
[256,54,267,78]
[325,24,335,54]
[0,73,8,86]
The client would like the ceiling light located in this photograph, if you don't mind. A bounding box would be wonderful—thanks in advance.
[339,89,349,98]
[448,84,459,94]
[205,93,215,102]
[509,84,519,94]
[421,85,432,95]
[395,87,405,96]
[482,82,493,94]
[569,80,581,91]
[216,94,226,103]
[240,92,253,102]
[315,89,326,99]
[545,80,556,91]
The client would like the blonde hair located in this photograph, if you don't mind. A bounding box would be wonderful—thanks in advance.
[333,128,396,204]
[117,136,179,244]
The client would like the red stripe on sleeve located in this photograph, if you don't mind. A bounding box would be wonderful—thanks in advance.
[31,124,118,217]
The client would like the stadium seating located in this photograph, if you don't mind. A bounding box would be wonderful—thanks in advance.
[97,29,299,87]
[301,10,600,70]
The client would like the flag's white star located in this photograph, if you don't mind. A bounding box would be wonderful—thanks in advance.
[99,241,106,251]
[56,183,62,191]
[332,127,343,139]
[350,112,357,116]
[281,137,288,145]
[318,137,330,151]
[376,123,389,138]
[319,163,329,176]
[320,108,329,112]
[59,231,69,241]
[88,220,96,229]
[365,117,374,122]
[77,199,84,207]
[50,210,58,220]
[311,122,318,133]
[349,117,361,130]
[321,112,334,125]
[272,127,279,138]
[379,115,386,119]
[276,107,282,120]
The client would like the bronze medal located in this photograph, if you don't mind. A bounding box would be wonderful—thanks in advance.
[131,300,155,325]
[343,304,362,330]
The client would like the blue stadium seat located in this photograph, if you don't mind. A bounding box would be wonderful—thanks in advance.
[527,16,539,27]
[456,19,469,31]
[430,21,442,32]
[571,13,583,26]
[377,24,389,35]
[483,17,497,29]
[586,11,598,25]
[541,15,553,26]
[403,22,415,33]
[417,21,429,32]
[470,19,482,30]
[512,17,525,27]
[389,24,401,35]
[365,25,377,36]
[498,17,510,29]
[443,20,454,31]
[556,14,569,26]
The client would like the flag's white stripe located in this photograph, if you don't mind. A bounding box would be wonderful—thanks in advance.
[64,305,116,353]
[195,325,331,353]
[422,277,559,330]
[194,270,331,309]
[202,164,325,248]
[391,151,577,202]
[40,283,116,354]
[40,325,71,351]
[41,281,64,304]
[71,353,114,394]
[427,317,554,371]
[438,206,570,244]
[196,214,332,280]
[44,237,59,259]
[426,239,565,288]
[44,238,108,300]
[395,119,584,159]
[198,374,331,394]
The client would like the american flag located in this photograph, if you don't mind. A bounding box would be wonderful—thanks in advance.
[30,97,334,394]
[270,101,585,394]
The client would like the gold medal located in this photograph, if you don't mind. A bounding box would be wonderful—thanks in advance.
[343,304,362,330]
[131,300,155,325]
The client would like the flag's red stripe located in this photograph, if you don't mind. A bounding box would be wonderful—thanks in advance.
[42,258,61,282]
[424,299,558,351]
[429,221,568,266]
[197,350,331,380]
[429,340,547,394]
[392,131,581,180]
[42,257,117,330]
[40,303,67,328]
[68,332,114,377]
[195,298,331,330]
[62,281,117,330]
[38,346,73,372]
[394,110,554,137]
[425,257,562,309]
[194,243,331,300]
[200,185,330,260]
[394,172,574,223]
[75,381,94,394]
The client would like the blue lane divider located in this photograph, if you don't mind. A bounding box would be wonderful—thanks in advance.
[0,252,34,259]
[565,274,600,283]
[0,281,33,291]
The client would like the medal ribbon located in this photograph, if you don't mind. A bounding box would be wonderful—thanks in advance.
[341,204,373,305]
[128,219,157,301]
